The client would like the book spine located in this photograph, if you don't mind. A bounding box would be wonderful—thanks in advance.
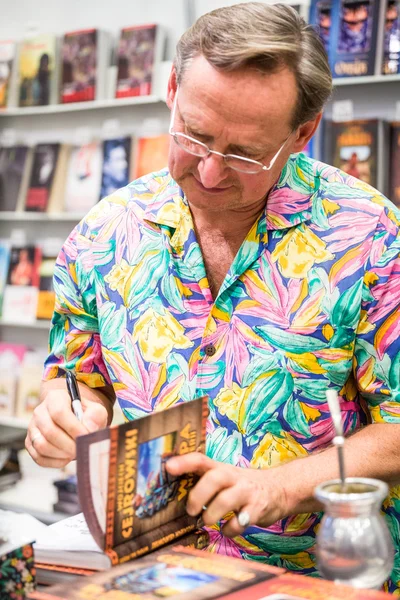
[109,513,199,565]
[105,424,119,551]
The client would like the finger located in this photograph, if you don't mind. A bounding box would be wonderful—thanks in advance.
[47,397,93,440]
[25,434,71,469]
[32,409,77,459]
[186,467,236,518]
[222,503,254,538]
[81,401,108,434]
[201,482,253,530]
[166,452,215,477]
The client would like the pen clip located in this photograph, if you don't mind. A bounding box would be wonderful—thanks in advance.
[66,370,80,401]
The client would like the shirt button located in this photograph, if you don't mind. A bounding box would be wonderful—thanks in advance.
[204,344,216,357]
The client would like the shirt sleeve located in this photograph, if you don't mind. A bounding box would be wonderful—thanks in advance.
[354,213,400,423]
[43,223,111,389]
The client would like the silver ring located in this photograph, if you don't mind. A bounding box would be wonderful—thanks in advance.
[238,510,251,528]
[202,505,208,512]
[31,432,42,448]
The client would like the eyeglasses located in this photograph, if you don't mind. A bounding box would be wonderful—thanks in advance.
[169,86,293,175]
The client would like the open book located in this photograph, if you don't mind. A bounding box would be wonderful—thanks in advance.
[34,397,208,571]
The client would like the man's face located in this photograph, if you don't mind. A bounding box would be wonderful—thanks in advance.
[167,56,300,214]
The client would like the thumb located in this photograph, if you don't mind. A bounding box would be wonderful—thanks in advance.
[82,400,108,433]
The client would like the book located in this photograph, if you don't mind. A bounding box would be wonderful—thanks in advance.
[60,29,109,103]
[0,40,16,108]
[36,254,57,320]
[28,545,284,600]
[15,349,46,420]
[133,134,170,179]
[0,240,10,317]
[382,0,400,74]
[25,143,60,212]
[64,142,102,213]
[0,342,26,416]
[219,572,393,600]
[0,145,33,212]
[323,119,382,189]
[34,397,208,571]
[1,244,42,324]
[18,33,58,106]
[309,0,332,53]
[328,0,385,77]
[115,24,165,98]
[389,122,400,207]
[100,136,133,200]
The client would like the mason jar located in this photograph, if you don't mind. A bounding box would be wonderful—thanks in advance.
[314,477,394,589]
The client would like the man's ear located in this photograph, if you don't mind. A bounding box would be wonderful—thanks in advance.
[292,112,323,153]
[166,65,178,110]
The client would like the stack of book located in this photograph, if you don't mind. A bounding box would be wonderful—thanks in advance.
[53,475,81,516]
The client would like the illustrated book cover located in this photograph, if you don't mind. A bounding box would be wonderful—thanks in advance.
[25,143,60,212]
[18,33,58,106]
[0,342,26,416]
[28,545,284,600]
[0,40,16,108]
[133,134,170,179]
[64,142,102,213]
[115,24,165,98]
[100,136,133,200]
[328,0,386,77]
[309,0,332,53]
[1,244,42,324]
[33,397,208,572]
[0,145,33,212]
[60,29,109,103]
[382,0,400,74]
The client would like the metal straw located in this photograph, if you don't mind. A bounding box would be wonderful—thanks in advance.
[326,389,346,490]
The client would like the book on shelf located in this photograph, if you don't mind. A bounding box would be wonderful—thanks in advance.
[0,40,16,108]
[15,348,47,420]
[133,133,170,179]
[0,240,10,317]
[17,33,58,107]
[382,0,400,74]
[36,244,59,320]
[1,244,42,324]
[25,143,60,212]
[0,342,26,417]
[64,142,102,212]
[389,122,400,207]
[0,145,33,212]
[115,24,165,98]
[100,136,133,200]
[323,118,386,190]
[328,0,386,77]
[29,545,284,600]
[309,0,332,53]
[33,396,208,572]
[60,29,110,103]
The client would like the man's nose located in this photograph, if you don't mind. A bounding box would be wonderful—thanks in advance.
[197,152,229,189]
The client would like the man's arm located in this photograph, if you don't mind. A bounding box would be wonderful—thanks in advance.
[25,378,116,469]
[166,422,400,537]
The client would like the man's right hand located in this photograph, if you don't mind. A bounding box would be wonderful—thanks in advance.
[25,378,114,468]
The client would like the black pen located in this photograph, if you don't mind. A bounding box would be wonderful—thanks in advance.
[66,370,83,422]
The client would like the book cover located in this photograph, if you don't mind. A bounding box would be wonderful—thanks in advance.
[115,24,164,98]
[309,0,332,53]
[219,573,393,600]
[389,122,400,207]
[2,245,42,324]
[324,119,379,188]
[133,134,170,179]
[329,0,383,77]
[15,349,47,420]
[0,342,26,416]
[25,143,60,212]
[64,142,102,213]
[28,545,284,600]
[61,29,106,103]
[100,136,132,200]
[382,0,400,74]
[18,34,57,107]
[0,145,32,212]
[36,255,57,320]
[0,241,10,317]
[0,40,16,108]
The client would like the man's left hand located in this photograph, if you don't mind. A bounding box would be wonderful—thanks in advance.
[166,452,289,537]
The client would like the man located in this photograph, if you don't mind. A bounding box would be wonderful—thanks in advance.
[26,3,400,591]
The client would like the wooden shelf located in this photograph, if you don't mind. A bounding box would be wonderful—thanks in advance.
[0,211,85,221]
[0,94,164,117]
[334,74,400,86]
[0,319,51,329]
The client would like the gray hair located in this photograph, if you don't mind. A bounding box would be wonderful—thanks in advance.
[174,2,332,129]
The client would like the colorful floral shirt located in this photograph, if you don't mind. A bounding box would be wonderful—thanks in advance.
[45,153,400,592]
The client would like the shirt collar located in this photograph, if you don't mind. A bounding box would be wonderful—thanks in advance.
[143,152,315,232]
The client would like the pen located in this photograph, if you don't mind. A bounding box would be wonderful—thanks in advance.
[66,370,83,422]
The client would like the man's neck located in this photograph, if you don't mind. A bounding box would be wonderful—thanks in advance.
[189,202,266,241]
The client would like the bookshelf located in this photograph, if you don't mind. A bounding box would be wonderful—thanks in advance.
[333,74,400,87]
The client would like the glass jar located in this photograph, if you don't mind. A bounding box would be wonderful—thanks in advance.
[314,477,394,589]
